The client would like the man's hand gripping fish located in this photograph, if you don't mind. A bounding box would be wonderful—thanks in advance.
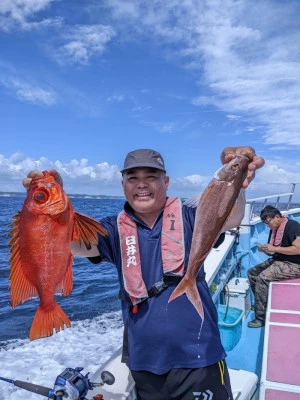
[8,170,107,341]
[168,156,250,319]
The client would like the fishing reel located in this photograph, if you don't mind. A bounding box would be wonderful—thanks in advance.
[51,367,115,400]
[51,367,91,399]
[0,366,115,400]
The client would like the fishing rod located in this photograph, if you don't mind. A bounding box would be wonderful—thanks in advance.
[0,366,115,400]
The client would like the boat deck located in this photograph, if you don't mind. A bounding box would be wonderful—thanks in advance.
[226,308,264,378]
[225,278,300,398]
[260,279,300,398]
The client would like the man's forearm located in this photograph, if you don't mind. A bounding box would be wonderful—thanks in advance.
[272,245,300,256]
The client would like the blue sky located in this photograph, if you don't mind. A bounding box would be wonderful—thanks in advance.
[1,0,300,199]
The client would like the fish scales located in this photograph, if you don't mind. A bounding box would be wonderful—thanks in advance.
[189,179,243,271]
[8,170,107,341]
[168,156,250,319]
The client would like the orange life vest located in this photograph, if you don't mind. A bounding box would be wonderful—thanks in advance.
[270,216,289,246]
[117,197,185,305]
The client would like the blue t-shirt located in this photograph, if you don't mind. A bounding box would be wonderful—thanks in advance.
[91,201,226,374]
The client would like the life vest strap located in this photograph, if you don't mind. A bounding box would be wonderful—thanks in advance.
[119,274,206,304]
[147,274,206,298]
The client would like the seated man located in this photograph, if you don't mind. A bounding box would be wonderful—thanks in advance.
[248,205,300,328]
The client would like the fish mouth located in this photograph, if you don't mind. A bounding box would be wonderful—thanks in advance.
[214,155,249,182]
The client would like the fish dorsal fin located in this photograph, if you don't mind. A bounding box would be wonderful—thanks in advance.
[183,193,203,208]
[72,212,107,250]
[8,212,39,307]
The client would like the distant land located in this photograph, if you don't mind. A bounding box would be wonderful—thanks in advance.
[0,191,125,200]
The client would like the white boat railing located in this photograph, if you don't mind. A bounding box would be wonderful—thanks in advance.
[205,183,300,305]
[246,183,298,221]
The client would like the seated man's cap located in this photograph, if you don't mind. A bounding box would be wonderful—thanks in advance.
[121,149,166,173]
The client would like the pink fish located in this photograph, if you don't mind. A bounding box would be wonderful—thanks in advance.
[168,156,250,318]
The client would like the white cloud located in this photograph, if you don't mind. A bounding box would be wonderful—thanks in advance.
[173,174,209,187]
[1,153,300,200]
[1,76,57,106]
[103,0,300,149]
[15,81,57,105]
[140,119,193,134]
[169,174,209,197]
[226,114,241,121]
[107,95,124,103]
[3,0,299,147]
[0,153,122,195]
[54,24,116,65]
[255,159,300,185]
[0,0,61,31]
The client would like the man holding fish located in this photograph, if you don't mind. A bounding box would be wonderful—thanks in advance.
[22,146,264,400]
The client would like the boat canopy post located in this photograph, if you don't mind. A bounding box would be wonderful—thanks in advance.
[287,183,296,210]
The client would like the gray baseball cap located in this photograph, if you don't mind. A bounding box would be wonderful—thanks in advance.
[121,149,166,173]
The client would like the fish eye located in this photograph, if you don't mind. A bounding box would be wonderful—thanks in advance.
[34,189,49,203]
[231,163,240,171]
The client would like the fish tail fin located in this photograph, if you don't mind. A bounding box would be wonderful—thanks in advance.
[168,277,204,319]
[29,303,71,341]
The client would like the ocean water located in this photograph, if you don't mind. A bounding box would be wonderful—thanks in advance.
[0,195,126,400]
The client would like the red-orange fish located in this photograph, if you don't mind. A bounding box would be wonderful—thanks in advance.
[8,170,107,341]
[168,156,250,319]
